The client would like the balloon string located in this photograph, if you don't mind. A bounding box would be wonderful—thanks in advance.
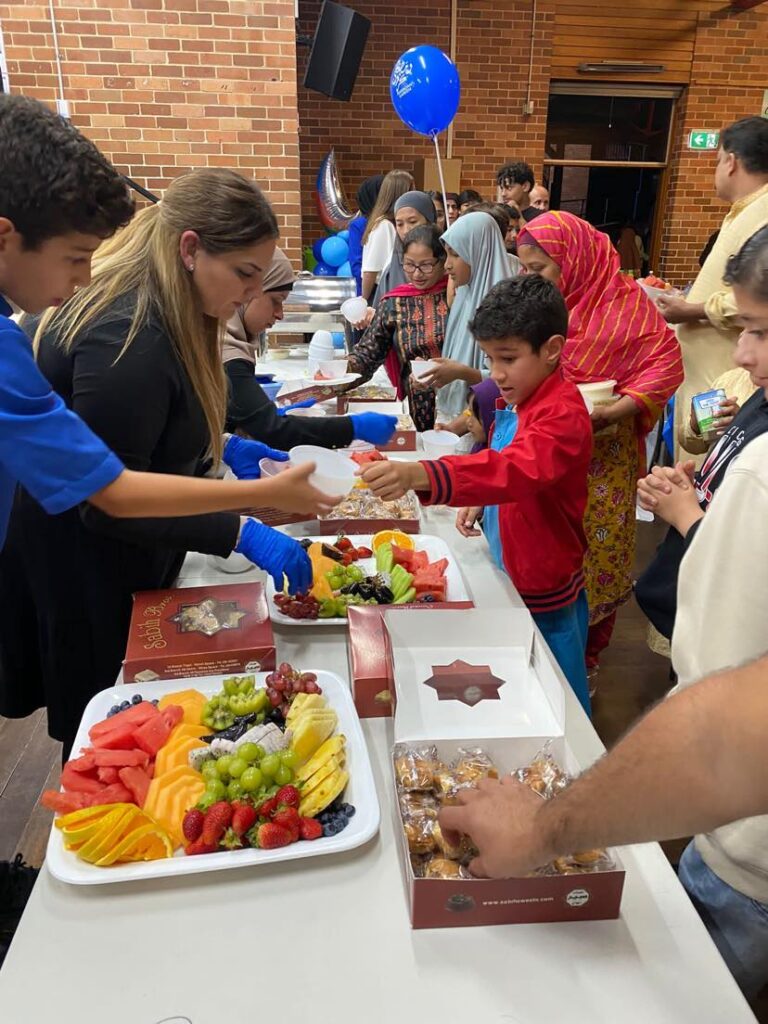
[432,133,449,222]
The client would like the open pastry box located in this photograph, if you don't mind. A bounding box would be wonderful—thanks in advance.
[384,610,625,929]
[342,401,417,452]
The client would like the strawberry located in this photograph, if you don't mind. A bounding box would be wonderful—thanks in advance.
[231,802,258,837]
[356,546,372,558]
[275,785,300,808]
[201,801,233,845]
[182,808,205,843]
[256,795,279,820]
[254,822,293,849]
[272,807,300,842]
[184,836,218,856]
[299,817,323,841]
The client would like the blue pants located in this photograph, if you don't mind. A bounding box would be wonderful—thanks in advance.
[679,841,768,999]
[532,590,591,717]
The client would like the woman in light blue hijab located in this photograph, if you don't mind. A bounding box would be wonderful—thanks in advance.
[425,211,510,420]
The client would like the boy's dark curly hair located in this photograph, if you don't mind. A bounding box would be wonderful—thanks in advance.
[469,274,568,353]
[0,94,134,249]
[495,161,535,191]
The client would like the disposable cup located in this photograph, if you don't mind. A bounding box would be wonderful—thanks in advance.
[319,359,349,379]
[411,359,439,380]
[576,380,617,404]
[420,429,460,459]
[289,445,356,499]
[258,457,291,478]
[341,297,368,324]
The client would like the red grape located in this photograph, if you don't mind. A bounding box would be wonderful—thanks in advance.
[304,680,321,694]
[267,687,281,707]
[279,662,292,675]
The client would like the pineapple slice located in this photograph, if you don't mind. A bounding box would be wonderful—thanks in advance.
[299,768,349,818]
[290,710,338,765]
[295,735,346,784]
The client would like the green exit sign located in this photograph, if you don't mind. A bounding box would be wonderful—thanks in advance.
[689,130,720,151]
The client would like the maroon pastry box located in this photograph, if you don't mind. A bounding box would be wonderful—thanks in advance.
[346,603,474,718]
[318,514,420,536]
[123,582,276,683]
[384,610,625,928]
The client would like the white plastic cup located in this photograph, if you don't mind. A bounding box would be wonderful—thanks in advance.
[208,551,253,574]
[289,445,356,499]
[576,380,617,404]
[319,359,349,379]
[421,429,460,459]
[411,358,439,379]
[341,296,368,324]
[258,456,291,477]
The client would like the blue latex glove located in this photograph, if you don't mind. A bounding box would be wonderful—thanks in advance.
[276,398,317,417]
[235,518,312,594]
[223,434,288,480]
[349,412,398,445]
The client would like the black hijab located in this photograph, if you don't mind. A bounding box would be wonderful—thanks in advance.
[357,174,385,216]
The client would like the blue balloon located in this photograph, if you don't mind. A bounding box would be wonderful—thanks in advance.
[312,238,326,261]
[335,261,352,277]
[331,332,346,349]
[321,235,349,268]
[337,229,350,241]
[390,46,460,137]
[313,261,335,277]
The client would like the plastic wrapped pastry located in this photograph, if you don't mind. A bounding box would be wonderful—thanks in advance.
[394,744,439,791]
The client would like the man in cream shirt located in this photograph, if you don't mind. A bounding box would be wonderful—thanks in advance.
[656,116,768,461]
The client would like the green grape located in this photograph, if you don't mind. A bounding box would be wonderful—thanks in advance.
[278,748,299,768]
[237,742,261,764]
[260,753,280,779]
[228,757,247,779]
[348,565,364,583]
[215,755,233,779]
[200,759,219,780]
[240,766,263,792]
[274,764,293,786]
[227,779,245,801]
[205,778,226,801]
[196,792,217,812]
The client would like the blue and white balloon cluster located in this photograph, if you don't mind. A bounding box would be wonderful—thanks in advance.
[310,230,352,278]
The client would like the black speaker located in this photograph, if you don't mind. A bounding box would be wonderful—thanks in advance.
[303,1,371,102]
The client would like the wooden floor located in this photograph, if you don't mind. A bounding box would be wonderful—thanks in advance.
[0,519,765,1017]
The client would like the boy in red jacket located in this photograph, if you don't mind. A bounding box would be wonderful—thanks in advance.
[361,275,593,713]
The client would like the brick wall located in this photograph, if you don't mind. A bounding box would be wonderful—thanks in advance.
[660,1,768,284]
[296,0,554,245]
[0,0,303,261]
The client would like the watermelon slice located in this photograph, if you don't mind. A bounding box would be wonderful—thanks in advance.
[88,783,133,806]
[428,557,449,575]
[90,748,150,768]
[41,790,90,814]
[60,763,105,795]
[88,700,159,740]
[65,753,97,773]
[133,714,173,757]
[118,766,151,808]
[160,705,184,731]
[97,766,120,785]
[91,722,142,751]
[391,545,414,571]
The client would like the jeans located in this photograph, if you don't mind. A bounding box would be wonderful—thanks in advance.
[679,841,768,999]
[532,589,591,718]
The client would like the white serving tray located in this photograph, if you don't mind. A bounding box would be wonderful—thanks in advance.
[266,534,472,627]
[46,670,379,885]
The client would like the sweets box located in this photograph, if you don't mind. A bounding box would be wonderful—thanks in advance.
[123,582,276,684]
[384,609,625,929]
[335,385,398,413]
[346,604,474,718]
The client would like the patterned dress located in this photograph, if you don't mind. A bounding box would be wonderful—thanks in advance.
[347,290,448,432]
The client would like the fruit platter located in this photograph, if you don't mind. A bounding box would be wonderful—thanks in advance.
[44,666,379,884]
[266,532,472,626]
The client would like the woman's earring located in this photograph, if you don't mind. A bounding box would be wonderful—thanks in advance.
[187,263,194,272]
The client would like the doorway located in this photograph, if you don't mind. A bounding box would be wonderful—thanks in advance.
[543,83,680,272]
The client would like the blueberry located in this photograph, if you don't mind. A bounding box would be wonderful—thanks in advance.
[151,699,159,706]
[119,700,130,711]
[345,804,356,819]
[131,694,143,705]
[325,822,340,837]
[107,705,119,717]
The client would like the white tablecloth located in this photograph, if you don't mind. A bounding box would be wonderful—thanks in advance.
[0,509,755,1024]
